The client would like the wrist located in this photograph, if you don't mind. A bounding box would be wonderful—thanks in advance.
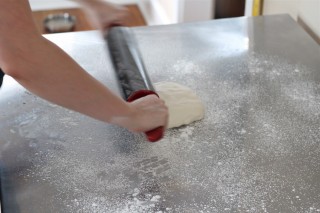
[108,102,135,128]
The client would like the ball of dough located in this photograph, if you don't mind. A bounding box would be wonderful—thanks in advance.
[154,82,205,129]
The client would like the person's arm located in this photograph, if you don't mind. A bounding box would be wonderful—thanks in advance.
[0,0,167,132]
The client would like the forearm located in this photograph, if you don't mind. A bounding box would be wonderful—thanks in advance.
[13,37,131,123]
[0,0,168,133]
[0,0,130,124]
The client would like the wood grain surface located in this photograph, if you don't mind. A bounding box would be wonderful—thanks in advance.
[32,5,146,34]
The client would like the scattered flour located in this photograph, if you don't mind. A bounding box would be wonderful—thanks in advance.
[3,53,320,212]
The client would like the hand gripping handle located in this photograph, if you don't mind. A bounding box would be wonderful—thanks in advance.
[127,90,164,142]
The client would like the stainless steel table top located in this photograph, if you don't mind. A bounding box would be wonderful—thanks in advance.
[0,15,320,213]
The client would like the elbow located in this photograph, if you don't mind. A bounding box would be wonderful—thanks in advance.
[0,65,24,80]
[0,52,34,80]
[0,51,24,79]
[0,35,45,81]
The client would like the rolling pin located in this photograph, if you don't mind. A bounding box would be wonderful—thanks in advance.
[106,27,164,142]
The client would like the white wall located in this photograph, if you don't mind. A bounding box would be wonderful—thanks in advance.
[138,0,176,25]
[29,0,78,11]
[263,0,320,42]
[263,0,298,19]
[157,0,179,22]
[179,0,214,23]
[245,0,254,16]
[298,0,320,40]
[29,0,137,11]
[139,0,214,25]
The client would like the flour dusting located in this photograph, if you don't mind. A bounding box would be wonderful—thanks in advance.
[3,52,320,212]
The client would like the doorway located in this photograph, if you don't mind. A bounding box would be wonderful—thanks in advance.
[214,0,246,19]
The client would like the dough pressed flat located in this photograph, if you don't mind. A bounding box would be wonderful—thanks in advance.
[154,82,205,129]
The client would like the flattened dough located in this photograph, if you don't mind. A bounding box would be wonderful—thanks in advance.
[154,82,205,128]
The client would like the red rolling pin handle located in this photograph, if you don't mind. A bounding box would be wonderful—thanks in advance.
[127,90,165,142]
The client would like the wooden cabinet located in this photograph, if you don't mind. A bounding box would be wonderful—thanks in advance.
[32,5,146,34]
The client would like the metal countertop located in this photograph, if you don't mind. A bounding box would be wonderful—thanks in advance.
[0,15,320,212]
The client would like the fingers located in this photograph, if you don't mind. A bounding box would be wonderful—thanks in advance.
[127,94,169,133]
[102,4,131,30]
[114,7,131,26]
[80,0,131,32]
[104,7,130,30]
[141,94,169,130]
